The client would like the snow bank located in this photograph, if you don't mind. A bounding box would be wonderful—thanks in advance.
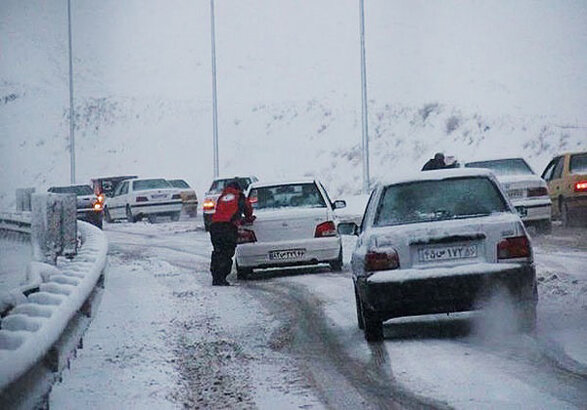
[0,221,108,391]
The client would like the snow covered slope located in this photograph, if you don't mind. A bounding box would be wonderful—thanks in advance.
[1,0,586,206]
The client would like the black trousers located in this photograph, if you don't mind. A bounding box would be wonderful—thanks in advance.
[209,222,238,283]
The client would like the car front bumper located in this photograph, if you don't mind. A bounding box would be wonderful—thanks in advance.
[236,237,341,269]
[356,262,536,321]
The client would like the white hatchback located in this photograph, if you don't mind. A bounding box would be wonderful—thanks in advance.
[235,179,346,279]
[104,178,183,223]
[465,158,552,233]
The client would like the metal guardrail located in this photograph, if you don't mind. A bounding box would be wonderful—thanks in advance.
[0,212,32,235]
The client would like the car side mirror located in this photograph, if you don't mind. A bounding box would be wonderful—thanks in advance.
[337,221,358,236]
[333,200,346,210]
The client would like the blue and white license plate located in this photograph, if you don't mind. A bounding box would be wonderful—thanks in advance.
[269,249,305,260]
[419,244,478,262]
[515,206,528,217]
[152,194,167,199]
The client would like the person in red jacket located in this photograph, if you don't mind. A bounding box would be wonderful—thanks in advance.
[209,180,255,286]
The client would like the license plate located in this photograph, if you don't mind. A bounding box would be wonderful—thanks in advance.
[515,206,528,217]
[508,189,525,199]
[152,194,167,199]
[419,244,478,262]
[269,249,305,260]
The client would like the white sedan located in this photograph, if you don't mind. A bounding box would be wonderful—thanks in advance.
[104,178,182,223]
[235,179,346,279]
[465,158,552,233]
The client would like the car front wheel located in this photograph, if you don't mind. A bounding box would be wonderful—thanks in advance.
[126,205,136,223]
[103,206,113,223]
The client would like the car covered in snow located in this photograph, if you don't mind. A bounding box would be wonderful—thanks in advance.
[47,184,104,229]
[541,151,587,227]
[167,179,198,217]
[202,176,258,231]
[339,168,537,341]
[465,158,552,233]
[103,178,182,223]
[234,179,346,279]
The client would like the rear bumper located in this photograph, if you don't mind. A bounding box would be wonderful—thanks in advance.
[512,199,551,222]
[236,237,341,269]
[356,263,536,321]
[130,201,182,215]
[566,194,587,211]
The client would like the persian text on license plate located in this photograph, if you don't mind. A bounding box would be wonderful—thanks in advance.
[269,249,305,260]
[152,194,167,199]
[418,244,478,262]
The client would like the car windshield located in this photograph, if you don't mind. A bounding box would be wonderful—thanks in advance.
[208,178,252,193]
[569,153,587,174]
[249,183,326,210]
[465,159,534,176]
[49,185,94,196]
[374,177,509,226]
[168,179,190,189]
[132,179,171,191]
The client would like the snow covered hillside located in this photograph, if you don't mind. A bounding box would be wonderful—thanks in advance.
[1,0,586,206]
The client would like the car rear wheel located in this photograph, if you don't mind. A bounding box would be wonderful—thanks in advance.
[103,206,113,223]
[354,285,364,330]
[536,219,552,234]
[126,205,136,223]
[236,264,252,280]
[147,214,157,224]
[329,247,343,272]
[170,212,180,222]
[560,199,572,227]
[361,303,383,342]
[517,302,537,333]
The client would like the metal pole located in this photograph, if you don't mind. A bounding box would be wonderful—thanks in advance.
[359,0,370,194]
[210,0,219,178]
[67,0,76,184]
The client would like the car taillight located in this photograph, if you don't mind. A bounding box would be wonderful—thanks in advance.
[136,196,148,202]
[314,221,337,238]
[93,202,103,211]
[171,194,181,200]
[365,248,400,272]
[497,236,531,260]
[527,187,548,197]
[575,181,587,192]
[203,199,215,210]
[97,194,105,203]
[237,228,257,244]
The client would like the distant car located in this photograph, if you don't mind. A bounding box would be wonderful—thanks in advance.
[47,184,104,229]
[465,158,552,233]
[91,175,138,198]
[234,179,346,279]
[202,176,258,231]
[103,178,182,223]
[541,151,587,227]
[167,179,198,217]
[339,169,537,341]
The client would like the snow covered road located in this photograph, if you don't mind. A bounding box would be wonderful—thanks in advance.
[50,219,587,409]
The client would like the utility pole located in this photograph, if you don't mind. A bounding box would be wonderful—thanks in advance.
[67,0,76,184]
[210,0,219,178]
[359,0,370,194]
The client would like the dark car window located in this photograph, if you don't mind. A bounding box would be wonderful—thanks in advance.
[569,153,587,174]
[168,179,190,189]
[132,179,171,191]
[209,177,253,193]
[374,177,509,227]
[49,185,93,196]
[465,159,534,176]
[552,157,565,179]
[119,181,129,195]
[249,183,326,210]
[541,158,558,181]
[360,189,377,233]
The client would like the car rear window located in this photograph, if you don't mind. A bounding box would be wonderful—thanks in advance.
[249,183,326,210]
[569,153,587,174]
[168,179,190,189]
[49,185,93,195]
[465,159,533,176]
[374,177,509,226]
[132,179,171,191]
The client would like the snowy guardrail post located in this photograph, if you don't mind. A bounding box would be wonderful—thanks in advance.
[31,193,77,264]
[15,188,35,212]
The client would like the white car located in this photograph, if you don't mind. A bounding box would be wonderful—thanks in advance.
[465,158,552,233]
[235,179,346,279]
[104,178,182,223]
[339,168,537,341]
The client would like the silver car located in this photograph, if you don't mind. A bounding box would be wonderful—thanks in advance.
[339,168,537,341]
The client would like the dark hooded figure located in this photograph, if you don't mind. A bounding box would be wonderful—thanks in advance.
[422,153,447,171]
[209,180,254,286]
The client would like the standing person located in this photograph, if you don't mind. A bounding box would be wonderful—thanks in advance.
[209,180,254,286]
[422,152,447,171]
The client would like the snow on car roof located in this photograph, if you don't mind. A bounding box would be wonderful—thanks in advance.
[249,178,318,189]
[380,168,496,187]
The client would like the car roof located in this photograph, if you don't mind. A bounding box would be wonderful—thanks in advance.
[49,184,92,189]
[248,178,318,189]
[464,157,527,165]
[380,168,496,187]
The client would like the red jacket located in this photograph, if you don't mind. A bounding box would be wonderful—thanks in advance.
[212,186,254,225]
